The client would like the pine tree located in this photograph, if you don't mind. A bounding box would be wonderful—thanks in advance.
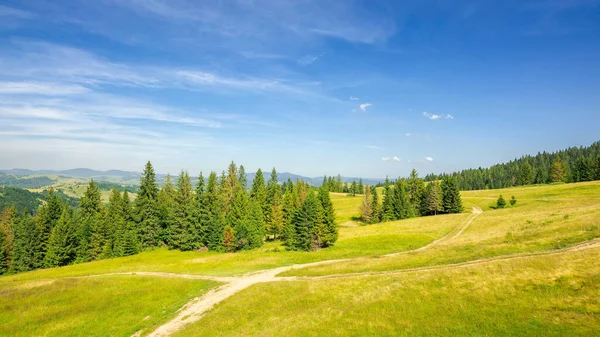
[381,177,396,221]
[266,186,284,240]
[172,171,197,251]
[289,192,318,251]
[250,168,268,223]
[266,168,280,205]
[79,180,103,262]
[223,226,236,253]
[0,228,6,275]
[243,198,265,249]
[282,185,298,246]
[44,206,78,267]
[11,212,41,273]
[37,187,63,261]
[317,186,338,247]
[157,174,176,245]
[370,186,381,222]
[136,161,160,249]
[360,186,373,223]
[357,178,364,194]
[441,176,463,214]
[238,165,248,190]
[194,172,207,246]
[103,189,123,258]
[229,182,249,250]
[517,162,533,186]
[0,206,17,272]
[203,172,225,251]
[496,195,507,209]
[421,181,441,216]
[550,157,566,183]
[393,179,414,219]
[350,181,358,196]
[408,169,425,214]
[121,190,139,256]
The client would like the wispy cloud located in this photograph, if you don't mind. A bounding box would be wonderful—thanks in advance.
[366,145,382,150]
[425,157,434,162]
[298,54,322,66]
[360,103,372,112]
[0,5,34,19]
[423,112,454,120]
[381,157,391,162]
[381,156,400,162]
[393,156,401,161]
[0,81,89,95]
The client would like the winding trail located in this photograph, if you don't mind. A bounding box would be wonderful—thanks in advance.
[126,205,598,336]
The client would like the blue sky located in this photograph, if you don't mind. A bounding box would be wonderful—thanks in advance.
[1,0,599,178]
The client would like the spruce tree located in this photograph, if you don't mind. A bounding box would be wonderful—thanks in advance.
[266,186,284,240]
[37,187,63,261]
[497,195,507,209]
[289,192,318,251]
[11,212,41,273]
[350,181,358,196]
[393,179,414,219]
[317,186,338,247]
[136,161,160,249]
[79,180,103,262]
[370,186,381,222]
[121,190,139,256]
[517,162,533,186]
[381,177,396,221]
[44,206,78,267]
[358,178,364,194]
[172,171,197,251]
[244,198,265,249]
[421,182,441,216]
[238,165,248,190]
[0,228,6,275]
[441,176,463,214]
[359,186,373,223]
[229,183,249,250]
[203,172,225,251]
[250,168,268,222]
[103,189,123,258]
[550,157,566,183]
[266,168,280,206]
[0,206,17,272]
[157,174,176,245]
[194,172,207,245]
[282,187,298,246]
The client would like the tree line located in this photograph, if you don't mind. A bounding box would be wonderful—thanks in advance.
[424,141,600,190]
[0,161,338,275]
[360,170,463,223]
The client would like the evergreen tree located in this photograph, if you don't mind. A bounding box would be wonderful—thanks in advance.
[408,169,426,214]
[223,226,236,253]
[238,165,248,190]
[510,196,517,206]
[11,212,41,273]
[250,168,268,223]
[44,206,78,267]
[370,186,381,222]
[357,178,364,194]
[266,186,284,240]
[421,181,441,216]
[103,189,123,258]
[0,206,17,272]
[37,187,63,261]
[381,177,396,222]
[517,162,533,186]
[135,161,160,249]
[496,195,507,209]
[350,181,358,196]
[0,227,6,274]
[289,192,319,251]
[172,170,198,251]
[266,168,280,205]
[203,172,225,251]
[359,186,373,223]
[393,179,414,219]
[282,184,298,246]
[157,174,176,245]
[121,190,139,256]
[317,186,338,247]
[79,180,103,262]
[550,156,566,183]
[241,198,265,250]
[441,176,463,214]
[194,172,207,245]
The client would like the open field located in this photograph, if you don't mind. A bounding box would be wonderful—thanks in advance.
[1,181,599,336]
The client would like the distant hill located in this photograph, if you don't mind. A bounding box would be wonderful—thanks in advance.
[0,173,56,189]
[0,186,79,214]
[0,168,384,187]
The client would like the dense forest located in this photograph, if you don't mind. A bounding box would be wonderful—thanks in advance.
[424,141,600,190]
[0,174,55,189]
[0,162,337,275]
[359,170,463,223]
[0,187,78,214]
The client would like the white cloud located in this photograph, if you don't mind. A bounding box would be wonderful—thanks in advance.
[425,157,434,162]
[0,81,89,95]
[349,96,359,100]
[359,103,372,112]
[298,54,322,66]
[382,156,400,162]
[393,156,401,161]
[423,112,454,120]
[381,157,391,162]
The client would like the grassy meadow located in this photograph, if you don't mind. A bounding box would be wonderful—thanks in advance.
[1,181,599,336]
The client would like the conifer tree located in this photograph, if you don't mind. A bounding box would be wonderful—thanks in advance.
[135,161,160,249]
[37,187,63,260]
[441,176,463,214]
[0,206,17,272]
[359,186,373,223]
[393,179,414,219]
[250,168,268,222]
[381,177,396,222]
[517,162,533,186]
[194,172,206,245]
[266,168,280,205]
[496,195,507,209]
[121,190,139,256]
[44,205,78,267]
[551,157,566,183]
[421,181,441,216]
[289,192,318,251]
[238,165,248,190]
[203,172,225,251]
[172,171,197,251]
[350,181,358,196]
[79,180,103,262]
[223,226,236,253]
[0,228,6,275]
[11,212,41,273]
[282,186,299,245]
[157,174,176,245]
[370,186,381,223]
[103,189,123,258]
[243,198,265,249]
[317,186,338,247]
[266,186,284,240]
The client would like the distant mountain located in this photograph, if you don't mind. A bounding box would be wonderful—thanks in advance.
[1,168,384,187]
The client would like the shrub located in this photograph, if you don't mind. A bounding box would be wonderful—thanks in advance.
[510,196,517,206]
[497,195,507,209]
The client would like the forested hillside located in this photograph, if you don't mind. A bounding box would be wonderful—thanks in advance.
[0,187,78,214]
[0,174,55,189]
[425,141,600,190]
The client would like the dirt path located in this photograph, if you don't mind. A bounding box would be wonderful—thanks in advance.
[138,206,483,336]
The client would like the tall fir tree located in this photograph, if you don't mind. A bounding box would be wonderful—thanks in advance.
[250,168,268,223]
[136,161,160,249]
[517,162,533,186]
[121,190,139,256]
[266,186,284,240]
[11,212,41,273]
[282,186,299,246]
[44,205,78,267]
[317,186,338,247]
[359,185,373,223]
[157,174,176,245]
[37,187,63,261]
[172,171,197,251]
[288,192,319,251]
[550,156,566,183]
[370,186,381,223]
[203,172,225,251]
[0,206,17,272]
[441,176,463,214]
[79,180,103,262]
[421,181,441,216]
[238,165,248,190]
[381,177,396,222]
[393,179,414,219]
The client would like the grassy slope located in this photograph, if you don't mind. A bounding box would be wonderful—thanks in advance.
[284,181,600,277]
[0,275,218,337]
[175,246,600,337]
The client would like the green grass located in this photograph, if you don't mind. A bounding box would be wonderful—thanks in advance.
[175,246,600,336]
[284,181,600,277]
[329,192,364,224]
[0,275,218,337]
